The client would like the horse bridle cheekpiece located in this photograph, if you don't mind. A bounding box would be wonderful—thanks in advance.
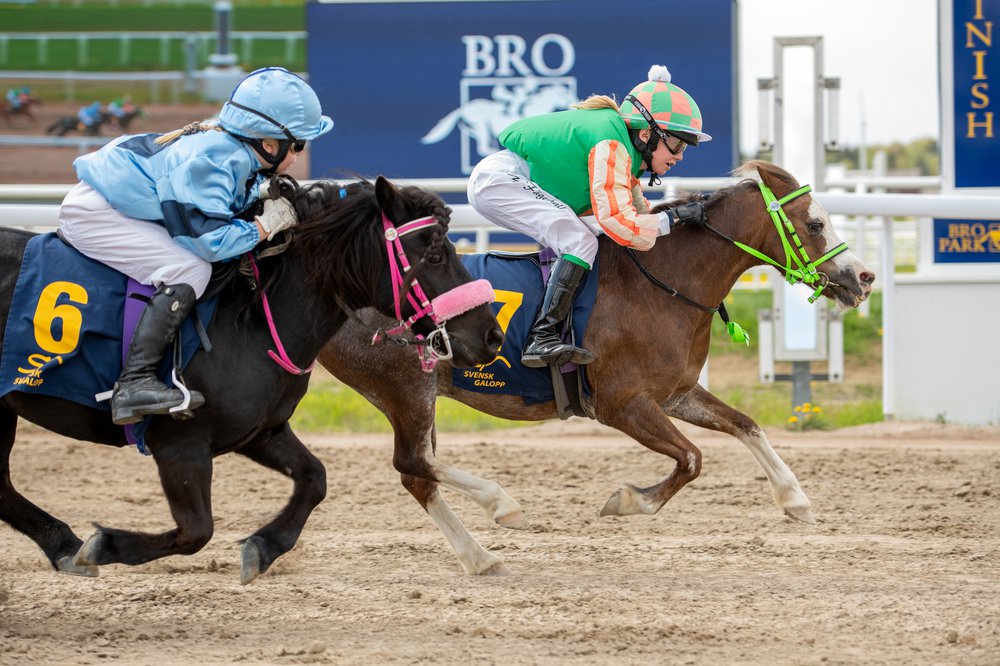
[372,212,494,372]
[742,182,848,303]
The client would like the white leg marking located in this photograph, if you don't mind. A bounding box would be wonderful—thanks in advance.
[424,491,506,575]
[431,461,526,528]
[742,429,815,523]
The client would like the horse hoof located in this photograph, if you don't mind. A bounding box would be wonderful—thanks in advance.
[495,510,528,530]
[72,530,105,567]
[599,486,649,516]
[478,561,510,577]
[599,490,623,516]
[56,555,98,578]
[784,506,817,525]
[240,537,265,585]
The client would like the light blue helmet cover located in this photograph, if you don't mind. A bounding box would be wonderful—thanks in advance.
[218,67,334,141]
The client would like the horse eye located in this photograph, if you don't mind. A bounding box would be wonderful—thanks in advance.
[807,221,824,234]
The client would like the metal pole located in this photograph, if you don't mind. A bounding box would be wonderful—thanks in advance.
[791,361,812,407]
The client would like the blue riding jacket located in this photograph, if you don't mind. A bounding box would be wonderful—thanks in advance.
[73,130,264,263]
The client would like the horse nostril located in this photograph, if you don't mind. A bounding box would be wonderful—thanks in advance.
[859,271,876,286]
[486,326,504,351]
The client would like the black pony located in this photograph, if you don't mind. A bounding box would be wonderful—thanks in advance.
[0,176,502,584]
[45,110,110,136]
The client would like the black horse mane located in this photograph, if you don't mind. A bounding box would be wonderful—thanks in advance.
[214,174,451,323]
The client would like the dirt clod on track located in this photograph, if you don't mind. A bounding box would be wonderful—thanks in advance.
[2,419,999,665]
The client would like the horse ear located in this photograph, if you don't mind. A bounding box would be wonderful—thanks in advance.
[755,161,800,197]
[374,176,406,223]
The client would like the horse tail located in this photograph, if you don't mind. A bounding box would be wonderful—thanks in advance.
[420,108,462,145]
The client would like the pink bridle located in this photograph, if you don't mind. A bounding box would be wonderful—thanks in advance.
[251,211,494,376]
[372,211,494,372]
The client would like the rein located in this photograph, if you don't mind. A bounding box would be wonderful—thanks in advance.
[627,180,849,345]
[247,252,315,375]
[625,248,748,345]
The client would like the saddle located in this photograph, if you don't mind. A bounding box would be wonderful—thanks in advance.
[453,247,598,419]
[0,233,217,450]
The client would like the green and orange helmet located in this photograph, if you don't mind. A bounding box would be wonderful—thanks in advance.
[619,65,711,146]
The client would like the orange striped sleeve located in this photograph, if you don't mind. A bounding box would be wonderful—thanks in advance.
[588,140,657,250]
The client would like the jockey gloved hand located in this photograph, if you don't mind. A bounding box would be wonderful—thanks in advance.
[660,202,708,233]
[256,197,298,241]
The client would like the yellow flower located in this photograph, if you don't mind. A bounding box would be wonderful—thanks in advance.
[787,415,799,423]
[812,406,822,413]
[794,405,802,412]
[802,402,812,411]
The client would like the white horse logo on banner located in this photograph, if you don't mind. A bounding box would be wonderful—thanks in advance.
[421,77,578,173]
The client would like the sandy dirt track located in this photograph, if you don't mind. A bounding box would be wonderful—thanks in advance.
[2,418,999,665]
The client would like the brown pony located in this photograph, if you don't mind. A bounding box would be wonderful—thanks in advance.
[318,161,876,575]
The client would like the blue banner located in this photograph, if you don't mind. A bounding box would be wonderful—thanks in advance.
[933,218,1000,262]
[952,0,1000,188]
[307,0,736,180]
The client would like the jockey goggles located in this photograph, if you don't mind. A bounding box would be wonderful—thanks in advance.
[223,100,306,169]
[624,94,691,152]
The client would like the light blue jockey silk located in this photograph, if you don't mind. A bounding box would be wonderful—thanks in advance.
[73,130,265,263]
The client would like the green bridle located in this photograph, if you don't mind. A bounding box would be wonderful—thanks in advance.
[722,182,849,303]
[627,180,852,347]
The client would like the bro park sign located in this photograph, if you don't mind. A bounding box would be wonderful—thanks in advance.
[305,0,736,181]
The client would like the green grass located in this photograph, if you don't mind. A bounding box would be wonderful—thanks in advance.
[708,289,883,361]
[290,374,534,434]
[0,3,306,72]
[712,383,882,430]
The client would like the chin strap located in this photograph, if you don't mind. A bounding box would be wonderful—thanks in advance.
[629,129,662,187]
[223,129,291,177]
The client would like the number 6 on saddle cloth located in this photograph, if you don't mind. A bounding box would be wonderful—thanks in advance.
[0,233,216,452]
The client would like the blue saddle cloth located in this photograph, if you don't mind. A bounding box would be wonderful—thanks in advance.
[450,252,598,404]
[0,233,216,437]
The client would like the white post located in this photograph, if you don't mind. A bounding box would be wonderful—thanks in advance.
[881,215,895,420]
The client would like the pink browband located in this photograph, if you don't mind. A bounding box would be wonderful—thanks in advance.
[377,211,494,372]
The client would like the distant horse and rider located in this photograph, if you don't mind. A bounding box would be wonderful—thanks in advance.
[45,99,146,137]
[318,160,876,576]
[0,175,503,584]
[2,87,43,125]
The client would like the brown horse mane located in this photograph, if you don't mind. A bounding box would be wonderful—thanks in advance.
[655,160,801,212]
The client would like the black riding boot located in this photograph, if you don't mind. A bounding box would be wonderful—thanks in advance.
[521,258,595,368]
[111,283,205,425]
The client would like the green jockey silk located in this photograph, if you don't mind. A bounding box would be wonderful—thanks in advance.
[499,108,645,215]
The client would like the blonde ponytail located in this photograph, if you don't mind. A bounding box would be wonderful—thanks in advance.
[154,121,223,146]
[571,95,620,112]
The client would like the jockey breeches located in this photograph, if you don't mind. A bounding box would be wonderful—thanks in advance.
[467,150,600,266]
[58,182,212,297]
